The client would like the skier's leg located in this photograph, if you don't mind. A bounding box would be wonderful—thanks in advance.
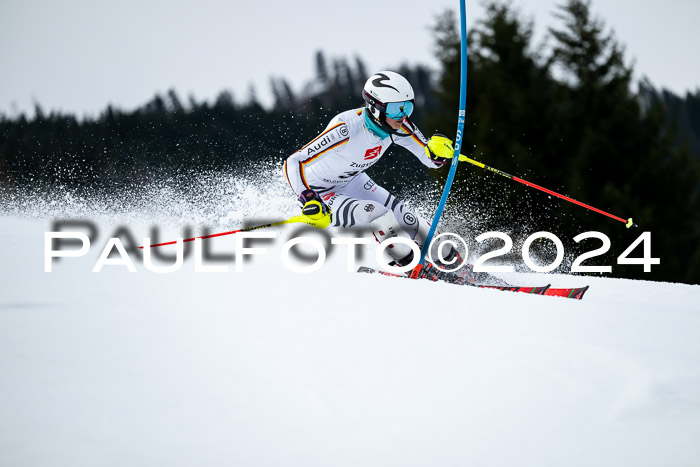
[331,175,427,266]
[327,175,462,273]
[345,175,430,241]
[322,176,413,264]
[348,175,463,266]
[324,192,389,228]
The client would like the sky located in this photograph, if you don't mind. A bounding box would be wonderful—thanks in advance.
[1,0,699,118]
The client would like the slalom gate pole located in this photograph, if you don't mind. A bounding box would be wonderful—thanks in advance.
[454,154,636,228]
[410,0,468,280]
[139,216,309,249]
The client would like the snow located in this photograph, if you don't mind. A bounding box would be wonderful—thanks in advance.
[1,177,700,466]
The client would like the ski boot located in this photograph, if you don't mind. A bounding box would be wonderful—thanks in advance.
[390,250,470,285]
[429,247,512,287]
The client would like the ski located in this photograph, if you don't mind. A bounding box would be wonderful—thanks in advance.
[480,284,552,296]
[357,266,589,300]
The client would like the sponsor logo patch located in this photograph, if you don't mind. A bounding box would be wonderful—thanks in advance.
[364,146,382,160]
[403,213,417,226]
[307,135,334,155]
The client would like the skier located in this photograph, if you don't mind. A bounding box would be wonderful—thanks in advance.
[283,71,459,277]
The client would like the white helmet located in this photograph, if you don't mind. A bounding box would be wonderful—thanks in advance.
[362,71,415,136]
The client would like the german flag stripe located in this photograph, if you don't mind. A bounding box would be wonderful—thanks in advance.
[300,122,346,150]
[299,160,311,190]
[410,133,426,147]
[299,139,349,189]
[401,121,426,147]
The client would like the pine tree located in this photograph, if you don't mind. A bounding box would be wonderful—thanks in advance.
[548,0,700,283]
[425,0,700,283]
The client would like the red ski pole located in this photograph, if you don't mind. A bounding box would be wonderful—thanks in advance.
[452,154,637,228]
[139,213,324,249]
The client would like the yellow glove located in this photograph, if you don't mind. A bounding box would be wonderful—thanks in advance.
[425,133,469,164]
[297,189,332,229]
[425,133,456,166]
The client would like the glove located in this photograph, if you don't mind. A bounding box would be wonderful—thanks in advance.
[425,133,455,166]
[298,189,332,228]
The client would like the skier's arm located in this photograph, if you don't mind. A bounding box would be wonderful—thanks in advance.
[283,122,351,196]
[283,150,312,197]
[393,120,445,168]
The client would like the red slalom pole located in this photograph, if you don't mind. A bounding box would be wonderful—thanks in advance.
[456,154,636,228]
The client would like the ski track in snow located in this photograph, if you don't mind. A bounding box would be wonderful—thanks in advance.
[1,168,700,466]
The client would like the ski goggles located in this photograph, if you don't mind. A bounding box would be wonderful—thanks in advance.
[384,100,414,120]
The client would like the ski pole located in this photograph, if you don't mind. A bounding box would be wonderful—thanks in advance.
[453,154,636,228]
[139,214,320,249]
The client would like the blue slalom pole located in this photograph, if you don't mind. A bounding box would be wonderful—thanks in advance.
[411,0,468,279]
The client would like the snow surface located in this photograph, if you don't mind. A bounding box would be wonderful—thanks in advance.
[1,171,700,467]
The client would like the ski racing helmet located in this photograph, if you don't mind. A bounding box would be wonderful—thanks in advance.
[362,71,415,137]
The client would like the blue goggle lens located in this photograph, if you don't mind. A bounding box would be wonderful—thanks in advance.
[385,101,414,120]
